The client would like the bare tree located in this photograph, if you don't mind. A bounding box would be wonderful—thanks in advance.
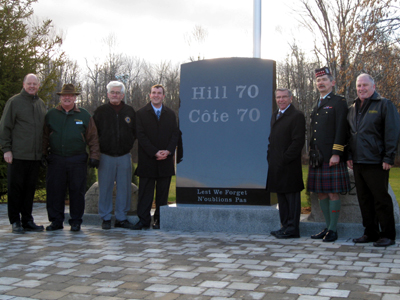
[184,24,209,61]
[277,42,318,153]
[298,0,400,101]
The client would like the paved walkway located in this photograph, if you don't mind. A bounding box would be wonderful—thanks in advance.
[1,203,400,300]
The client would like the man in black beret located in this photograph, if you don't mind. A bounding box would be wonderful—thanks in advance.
[307,67,350,242]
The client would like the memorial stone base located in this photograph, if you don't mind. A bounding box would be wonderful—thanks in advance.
[161,204,400,238]
[161,204,280,234]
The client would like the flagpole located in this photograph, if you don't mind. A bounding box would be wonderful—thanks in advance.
[253,0,262,58]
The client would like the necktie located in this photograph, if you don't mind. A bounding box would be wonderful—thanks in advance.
[318,98,323,107]
[276,111,282,120]
[156,110,161,120]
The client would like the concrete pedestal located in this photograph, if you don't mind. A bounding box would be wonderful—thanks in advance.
[161,204,280,234]
[160,203,400,238]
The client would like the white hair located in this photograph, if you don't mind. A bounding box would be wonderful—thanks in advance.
[107,81,125,94]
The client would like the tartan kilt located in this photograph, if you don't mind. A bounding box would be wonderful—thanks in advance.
[307,162,350,193]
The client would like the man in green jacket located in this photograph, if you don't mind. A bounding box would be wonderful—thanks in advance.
[0,73,47,234]
[43,84,100,232]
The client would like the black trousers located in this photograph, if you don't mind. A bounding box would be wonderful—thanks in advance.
[137,176,171,226]
[7,159,40,225]
[277,192,301,235]
[46,153,87,226]
[353,163,396,240]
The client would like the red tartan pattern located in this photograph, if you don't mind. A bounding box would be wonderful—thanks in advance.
[307,162,350,193]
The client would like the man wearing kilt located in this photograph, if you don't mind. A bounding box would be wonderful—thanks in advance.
[307,67,350,242]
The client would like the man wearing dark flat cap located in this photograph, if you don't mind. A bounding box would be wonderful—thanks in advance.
[307,67,350,242]
[43,84,100,232]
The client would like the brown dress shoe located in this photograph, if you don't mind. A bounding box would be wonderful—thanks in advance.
[352,235,376,243]
[373,238,395,247]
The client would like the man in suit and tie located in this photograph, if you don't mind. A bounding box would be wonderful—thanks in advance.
[132,84,179,230]
[307,67,350,242]
[267,88,305,239]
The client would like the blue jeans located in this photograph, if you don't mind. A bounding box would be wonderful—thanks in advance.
[98,153,132,221]
[46,153,88,225]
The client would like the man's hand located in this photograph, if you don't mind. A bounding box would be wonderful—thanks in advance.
[347,160,353,170]
[155,150,170,160]
[4,151,12,164]
[383,162,392,170]
[329,154,340,167]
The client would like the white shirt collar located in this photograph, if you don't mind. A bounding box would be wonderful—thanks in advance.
[279,104,291,114]
[151,103,162,114]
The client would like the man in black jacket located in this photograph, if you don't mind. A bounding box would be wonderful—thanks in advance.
[347,73,400,247]
[93,81,136,230]
[307,67,350,242]
[267,88,305,239]
[133,84,179,230]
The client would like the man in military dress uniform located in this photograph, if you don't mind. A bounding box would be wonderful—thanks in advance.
[307,67,350,242]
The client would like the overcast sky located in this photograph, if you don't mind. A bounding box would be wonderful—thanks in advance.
[32,0,303,67]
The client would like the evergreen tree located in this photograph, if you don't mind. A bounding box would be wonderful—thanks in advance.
[0,0,65,199]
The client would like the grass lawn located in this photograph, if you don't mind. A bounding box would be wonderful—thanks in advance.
[389,167,400,206]
[168,176,176,204]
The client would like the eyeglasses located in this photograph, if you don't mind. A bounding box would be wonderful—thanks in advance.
[109,91,122,95]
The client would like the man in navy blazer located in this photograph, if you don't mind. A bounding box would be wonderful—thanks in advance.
[267,88,305,238]
[133,84,179,230]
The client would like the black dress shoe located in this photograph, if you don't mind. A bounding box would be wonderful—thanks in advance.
[271,228,285,237]
[23,221,44,232]
[12,221,24,234]
[311,228,328,239]
[102,220,111,230]
[323,230,338,242]
[46,223,64,231]
[70,224,81,232]
[152,220,160,229]
[353,235,376,243]
[131,221,150,230]
[373,238,395,247]
[115,219,134,229]
[275,232,300,239]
